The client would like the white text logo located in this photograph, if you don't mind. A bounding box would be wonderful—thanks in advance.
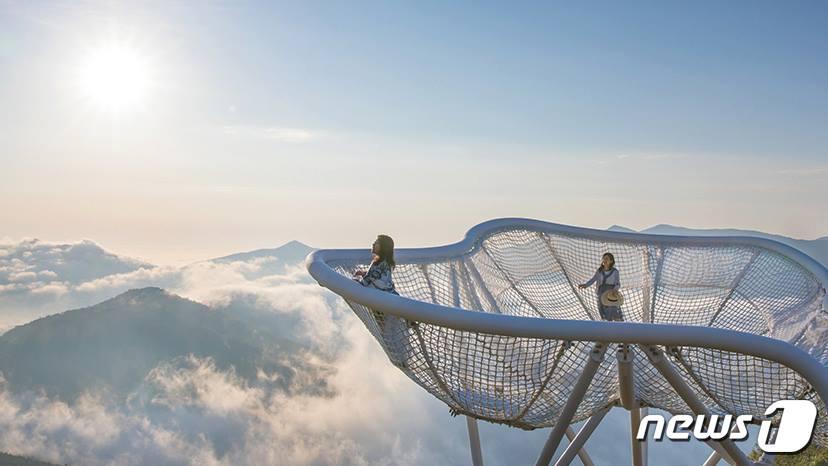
[637,400,817,453]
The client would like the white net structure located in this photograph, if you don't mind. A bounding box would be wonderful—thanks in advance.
[306,218,828,465]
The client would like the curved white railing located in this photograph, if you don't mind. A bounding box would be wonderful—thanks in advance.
[307,218,828,408]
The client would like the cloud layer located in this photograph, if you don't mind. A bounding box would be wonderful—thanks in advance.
[0,240,471,465]
[0,239,734,465]
[0,297,468,466]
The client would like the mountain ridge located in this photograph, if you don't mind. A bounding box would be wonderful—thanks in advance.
[612,223,828,266]
[0,286,333,403]
[206,240,314,265]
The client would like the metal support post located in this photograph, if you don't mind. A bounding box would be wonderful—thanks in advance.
[617,344,636,410]
[555,406,610,466]
[639,345,752,466]
[564,427,595,466]
[466,415,484,466]
[702,451,722,466]
[536,343,608,466]
[629,406,648,466]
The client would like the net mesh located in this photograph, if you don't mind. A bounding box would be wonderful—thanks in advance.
[326,227,827,443]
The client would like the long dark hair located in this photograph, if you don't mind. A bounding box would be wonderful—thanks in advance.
[375,234,395,268]
[597,252,615,272]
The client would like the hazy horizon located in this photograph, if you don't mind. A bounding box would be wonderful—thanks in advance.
[2,216,828,268]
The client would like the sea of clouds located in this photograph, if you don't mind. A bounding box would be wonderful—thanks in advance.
[0,238,728,465]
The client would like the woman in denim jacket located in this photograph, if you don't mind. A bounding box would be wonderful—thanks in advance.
[578,252,622,321]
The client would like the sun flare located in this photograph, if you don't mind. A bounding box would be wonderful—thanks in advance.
[77,43,152,113]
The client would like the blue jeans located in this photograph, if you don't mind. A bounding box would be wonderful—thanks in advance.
[597,284,623,321]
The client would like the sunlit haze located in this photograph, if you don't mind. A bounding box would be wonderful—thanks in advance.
[2,1,827,265]
[76,43,152,112]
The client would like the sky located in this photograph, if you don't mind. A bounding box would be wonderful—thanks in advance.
[1,0,827,265]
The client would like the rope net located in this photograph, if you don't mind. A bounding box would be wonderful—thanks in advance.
[326,226,827,444]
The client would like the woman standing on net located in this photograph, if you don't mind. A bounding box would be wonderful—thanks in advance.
[578,252,623,321]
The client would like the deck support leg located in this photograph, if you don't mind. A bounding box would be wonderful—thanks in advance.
[629,406,648,466]
[536,343,608,466]
[617,344,637,410]
[639,345,752,466]
[555,406,609,466]
[564,427,596,466]
[702,451,722,466]
[466,415,484,466]
[618,344,647,466]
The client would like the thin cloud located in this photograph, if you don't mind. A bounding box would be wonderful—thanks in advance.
[592,152,687,166]
[778,165,828,176]
[0,238,148,286]
[222,125,319,143]
[0,240,314,332]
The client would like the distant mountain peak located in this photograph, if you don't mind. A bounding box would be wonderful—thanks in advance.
[99,287,201,308]
[112,286,169,300]
[123,286,165,294]
[208,240,315,264]
[643,224,774,238]
[281,240,311,249]
[607,225,637,233]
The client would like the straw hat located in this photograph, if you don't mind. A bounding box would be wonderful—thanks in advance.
[601,289,624,307]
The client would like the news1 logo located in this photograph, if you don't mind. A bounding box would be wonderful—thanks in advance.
[637,400,818,453]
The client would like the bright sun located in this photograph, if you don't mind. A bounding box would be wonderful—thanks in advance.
[77,44,152,113]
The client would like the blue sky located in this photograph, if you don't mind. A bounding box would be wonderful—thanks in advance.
[1,1,827,263]
[179,1,828,155]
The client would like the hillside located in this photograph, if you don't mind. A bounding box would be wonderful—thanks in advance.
[0,287,332,402]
